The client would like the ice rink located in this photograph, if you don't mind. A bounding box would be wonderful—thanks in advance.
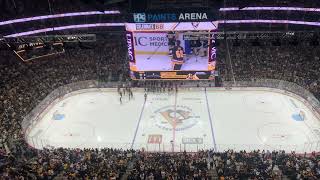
[26,88,320,152]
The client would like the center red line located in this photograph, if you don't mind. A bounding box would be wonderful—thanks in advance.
[172,90,177,152]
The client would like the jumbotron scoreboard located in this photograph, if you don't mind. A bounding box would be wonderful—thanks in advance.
[125,11,218,80]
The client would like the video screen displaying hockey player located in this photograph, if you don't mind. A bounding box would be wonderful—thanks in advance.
[125,22,218,79]
[130,31,210,71]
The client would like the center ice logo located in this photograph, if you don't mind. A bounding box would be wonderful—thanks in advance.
[151,105,199,131]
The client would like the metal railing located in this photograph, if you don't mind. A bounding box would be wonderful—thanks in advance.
[26,136,320,153]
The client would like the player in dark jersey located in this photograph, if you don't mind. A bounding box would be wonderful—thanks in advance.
[167,31,176,56]
[190,38,201,57]
[171,40,184,70]
[167,31,176,57]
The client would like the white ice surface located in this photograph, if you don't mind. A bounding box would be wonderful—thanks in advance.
[27,88,320,152]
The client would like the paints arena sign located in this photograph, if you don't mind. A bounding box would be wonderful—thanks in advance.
[133,12,210,23]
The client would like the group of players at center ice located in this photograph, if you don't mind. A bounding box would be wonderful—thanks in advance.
[117,82,179,104]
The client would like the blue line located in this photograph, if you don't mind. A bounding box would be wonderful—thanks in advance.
[204,88,217,151]
[131,99,146,149]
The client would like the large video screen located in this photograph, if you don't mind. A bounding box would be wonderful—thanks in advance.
[126,22,218,80]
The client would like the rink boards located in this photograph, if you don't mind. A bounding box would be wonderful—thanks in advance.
[26,87,320,152]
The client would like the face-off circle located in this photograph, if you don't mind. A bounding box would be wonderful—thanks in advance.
[257,122,311,147]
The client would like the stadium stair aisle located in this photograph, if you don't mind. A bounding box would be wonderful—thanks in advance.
[207,154,219,179]
[121,154,139,180]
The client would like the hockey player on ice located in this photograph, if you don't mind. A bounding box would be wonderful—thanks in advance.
[171,40,185,70]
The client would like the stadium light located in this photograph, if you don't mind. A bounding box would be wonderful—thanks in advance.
[217,19,320,26]
[4,20,320,38]
[4,23,125,37]
[0,11,121,26]
[219,7,320,12]
[3,34,96,43]
[0,6,319,27]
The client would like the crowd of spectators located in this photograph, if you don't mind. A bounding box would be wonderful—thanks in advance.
[0,31,320,179]
[0,36,127,147]
[1,140,135,179]
[128,151,209,179]
[217,39,320,100]
[2,144,320,179]
[0,0,320,179]
[211,150,320,179]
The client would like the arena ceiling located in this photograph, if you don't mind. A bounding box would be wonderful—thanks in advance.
[1,0,320,38]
